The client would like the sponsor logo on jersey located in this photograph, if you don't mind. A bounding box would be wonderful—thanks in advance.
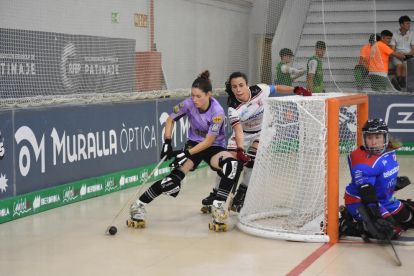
[241,110,249,116]
[246,110,264,121]
[366,154,372,158]
[355,170,362,178]
[179,103,184,108]
[194,129,207,138]
[383,166,399,178]
[393,154,397,161]
[257,101,262,107]
[213,116,222,123]
[211,124,219,132]
[173,106,179,114]
[382,160,387,166]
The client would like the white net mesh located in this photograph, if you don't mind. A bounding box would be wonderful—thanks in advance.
[1,0,412,108]
[237,94,358,242]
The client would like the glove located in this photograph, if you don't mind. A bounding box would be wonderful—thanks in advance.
[160,138,172,159]
[358,204,395,240]
[395,176,411,191]
[236,147,249,163]
[169,149,190,169]
[293,86,312,96]
[404,55,413,61]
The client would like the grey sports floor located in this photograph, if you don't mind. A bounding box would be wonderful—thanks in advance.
[1,156,413,276]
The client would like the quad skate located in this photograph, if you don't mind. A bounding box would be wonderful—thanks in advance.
[230,185,247,213]
[208,200,229,232]
[201,188,217,213]
[127,202,147,229]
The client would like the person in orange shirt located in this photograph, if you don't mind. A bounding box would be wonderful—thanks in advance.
[368,30,406,91]
[354,34,381,90]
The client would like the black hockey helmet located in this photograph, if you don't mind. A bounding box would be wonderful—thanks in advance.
[279,48,294,58]
[362,118,389,155]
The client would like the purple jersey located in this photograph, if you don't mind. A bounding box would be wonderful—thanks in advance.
[169,97,226,148]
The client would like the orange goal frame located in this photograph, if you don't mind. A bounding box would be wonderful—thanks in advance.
[326,94,369,244]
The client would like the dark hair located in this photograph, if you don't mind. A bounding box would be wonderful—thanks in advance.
[381,30,393,37]
[279,48,294,58]
[399,15,411,25]
[369,34,381,43]
[225,72,248,107]
[315,41,326,49]
[192,70,212,94]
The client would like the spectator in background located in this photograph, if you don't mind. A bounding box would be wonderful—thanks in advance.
[275,48,305,86]
[307,41,326,93]
[355,34,381,91]
[390,15,414,90]
[368,30,406,92]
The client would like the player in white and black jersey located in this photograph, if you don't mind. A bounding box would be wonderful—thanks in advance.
[201,72,312,213]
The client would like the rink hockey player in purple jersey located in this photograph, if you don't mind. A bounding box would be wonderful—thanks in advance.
[201,71,312,213]
[340,118,413,241]
[129,70,243,230]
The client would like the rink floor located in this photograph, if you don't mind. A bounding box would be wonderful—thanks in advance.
[1,156,414,276]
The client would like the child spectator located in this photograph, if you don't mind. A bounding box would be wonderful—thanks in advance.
[275,48,304,86]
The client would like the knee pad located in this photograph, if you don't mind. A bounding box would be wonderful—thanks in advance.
[160,169,185,198]
[394,200,414,229]
[246,147,257,169]
[219,157,242,182]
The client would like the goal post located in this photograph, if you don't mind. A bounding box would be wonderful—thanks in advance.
[236,93,368,243]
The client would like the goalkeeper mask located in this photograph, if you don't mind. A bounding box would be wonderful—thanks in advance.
[362,118,389,155]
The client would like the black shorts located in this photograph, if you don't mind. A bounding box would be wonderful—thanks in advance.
[183,140,226,171]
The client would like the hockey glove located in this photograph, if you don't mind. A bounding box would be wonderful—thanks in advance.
[395,176,411,191]
[169,149,190,169]
[160,138,173,160]
[236,147,249,164]
[357,204,395,240]
[294,86,312,96]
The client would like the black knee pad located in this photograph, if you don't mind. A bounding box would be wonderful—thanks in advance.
[160,169,185,198]
[246,147,257,169]
[394,200,414,229]
[219,157,242,182]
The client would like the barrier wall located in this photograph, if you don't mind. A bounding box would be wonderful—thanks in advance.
[0,93,413,223]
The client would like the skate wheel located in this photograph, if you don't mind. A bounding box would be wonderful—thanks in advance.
[132,221,139,229]
[214,224,220,232]
[223,225,228,232]
[126,219,132,227]
[141,221,146,228]
[209,222,214,230]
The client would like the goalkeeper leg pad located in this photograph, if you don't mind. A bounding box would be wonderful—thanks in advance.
[216,157,243,201]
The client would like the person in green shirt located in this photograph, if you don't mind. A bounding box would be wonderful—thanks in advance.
[275,48,305,86]
[307,41,326,93]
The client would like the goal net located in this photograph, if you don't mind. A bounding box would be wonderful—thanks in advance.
[236,93,368,243]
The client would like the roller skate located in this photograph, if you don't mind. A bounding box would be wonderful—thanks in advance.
[231,185,247,213]
[127,201,147,229]
[208,200,228,232]
[201,188,217,213]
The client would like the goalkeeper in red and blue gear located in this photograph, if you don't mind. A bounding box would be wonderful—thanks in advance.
[339,118,413,240]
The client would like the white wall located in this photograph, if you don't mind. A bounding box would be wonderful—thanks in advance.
[0,0,149,51]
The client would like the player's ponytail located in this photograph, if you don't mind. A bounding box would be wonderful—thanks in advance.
[192,70,212,94]
[225,72,248,107]
[387,137,402,151]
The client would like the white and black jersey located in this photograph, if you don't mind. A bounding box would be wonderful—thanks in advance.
[228,84,275,133]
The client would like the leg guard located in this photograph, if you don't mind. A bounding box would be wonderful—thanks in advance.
[216,157,243,201]
[139,169,185,203]
[394,199,414,230]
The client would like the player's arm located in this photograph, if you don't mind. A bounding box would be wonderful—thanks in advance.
[233,123,245,149]
[407,45,414,56]
[390,51,405,61]
[271,85,312,96]
[390,45,395,51]
[164,115,174,138]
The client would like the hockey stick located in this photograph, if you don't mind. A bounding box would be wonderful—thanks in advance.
[386,232,402,266]
[104,156,167,233]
